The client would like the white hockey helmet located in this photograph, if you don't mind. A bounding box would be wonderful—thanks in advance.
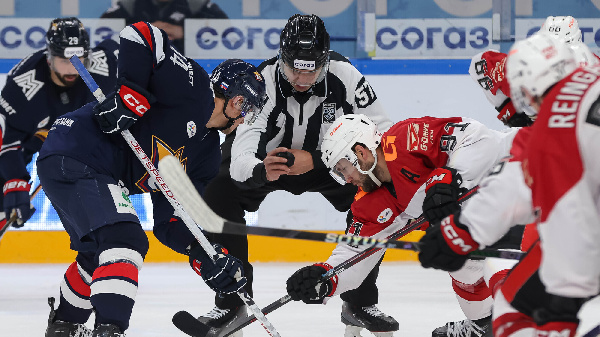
[321,114,382,184]
[506,33,577,118]
[541,16,582,44]
[569,41,600,67]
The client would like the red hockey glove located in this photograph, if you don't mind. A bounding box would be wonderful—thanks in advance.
[286,263,338,304]
[423,166,462,225]
[418,213,478,272]
[93,78,156,133]
[3,179,35,228]
[188,242,247,294]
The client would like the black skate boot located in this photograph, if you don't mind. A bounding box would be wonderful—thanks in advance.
[45,297,92,337]
[197,305,247,337]
[92,324,124,337]
[432,315,492,337]
[341,302,399,337]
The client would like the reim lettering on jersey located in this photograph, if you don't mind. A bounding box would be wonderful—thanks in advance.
[549,65,600,128]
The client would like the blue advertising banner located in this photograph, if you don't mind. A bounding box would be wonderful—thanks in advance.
[0,18,124,58]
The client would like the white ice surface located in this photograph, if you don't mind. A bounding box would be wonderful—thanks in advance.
[1,262,599,337]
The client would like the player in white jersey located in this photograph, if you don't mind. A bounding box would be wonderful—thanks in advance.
[418,32,599,337]
[468,16,596,128]
[286,114,517,337]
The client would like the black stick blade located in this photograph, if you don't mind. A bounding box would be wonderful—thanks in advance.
[172,311,211,337]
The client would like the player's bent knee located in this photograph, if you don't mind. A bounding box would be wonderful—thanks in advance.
[96,221,150,258]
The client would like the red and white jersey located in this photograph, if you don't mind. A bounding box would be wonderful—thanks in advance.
[525,64,600,298]
[324,186,414,297]
[469,50,517,124]
[459,128,537,248]
[382,116,516,218]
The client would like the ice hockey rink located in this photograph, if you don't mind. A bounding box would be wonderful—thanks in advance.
[1,262,600,336]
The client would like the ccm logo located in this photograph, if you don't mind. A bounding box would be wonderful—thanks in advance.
[119,85,151,116]
[441,216,472,253]
[124,94,149,115]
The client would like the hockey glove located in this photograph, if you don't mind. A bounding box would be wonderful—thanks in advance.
[3,179,35,228]
[418,213,478,272]
[188,242,246,294]
[286,263,338,304]
[532,294,584,337]
[422,166,463,225]
[93,79,156,134]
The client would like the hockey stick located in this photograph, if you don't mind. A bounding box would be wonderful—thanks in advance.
[0,184,43,241]
[218,216,431,337]
[147,169,514,261]
[156,162,518,336]
[70,56,281,337]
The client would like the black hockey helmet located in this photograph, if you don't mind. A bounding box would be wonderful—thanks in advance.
[211,59,267,125]
[279,14,330,70]
[46,17,90,59]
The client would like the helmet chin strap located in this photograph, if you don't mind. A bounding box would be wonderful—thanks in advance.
[214,97,242,131]
[356,149,382,187]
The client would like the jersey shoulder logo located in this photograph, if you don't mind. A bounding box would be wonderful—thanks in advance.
[13,69,44,101]
[88,50,110,77]
[187,121,197,138]
[377,208,393,223]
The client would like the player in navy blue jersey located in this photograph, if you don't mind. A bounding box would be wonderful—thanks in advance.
[37,21,267,337]
[0,17,118,239]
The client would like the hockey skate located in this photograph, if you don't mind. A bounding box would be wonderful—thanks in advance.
[197,305,247,337]
[92,324,124,337]
[432,316,492,337]
[45,297,92,337]
[341,302,399,337]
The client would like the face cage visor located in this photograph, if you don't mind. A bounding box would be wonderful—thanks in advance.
[49,46,90,68]
[330,157,359,185]
[240,99,262,125]
[278,55,328,89]
[511,85,539,120]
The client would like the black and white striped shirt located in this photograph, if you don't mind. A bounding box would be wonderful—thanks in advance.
[230,51,393,187]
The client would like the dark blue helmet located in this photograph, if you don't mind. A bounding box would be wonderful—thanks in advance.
[211,59,267,125]
[46,17,90,59]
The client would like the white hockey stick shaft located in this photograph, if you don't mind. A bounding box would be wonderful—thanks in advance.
[70,56,280,337]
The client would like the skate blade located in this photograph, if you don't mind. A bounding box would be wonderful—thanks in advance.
[344,325,364,337]
[371,332,395,337]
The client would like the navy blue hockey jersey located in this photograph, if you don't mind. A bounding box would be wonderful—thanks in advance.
[39,22,220,250]
[0,39,119,183]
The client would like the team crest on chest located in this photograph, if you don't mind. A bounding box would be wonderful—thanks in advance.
[136,135,187,192]
[322,103,336,123]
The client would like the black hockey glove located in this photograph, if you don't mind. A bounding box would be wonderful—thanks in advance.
[188,242,246,294]
[93,78,156,134]
[418,213,478,272]
[422,166,463,225]
[286,263,337,304]
[3,179,35,228]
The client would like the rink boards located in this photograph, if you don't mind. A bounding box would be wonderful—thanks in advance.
[0,58,496,264]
